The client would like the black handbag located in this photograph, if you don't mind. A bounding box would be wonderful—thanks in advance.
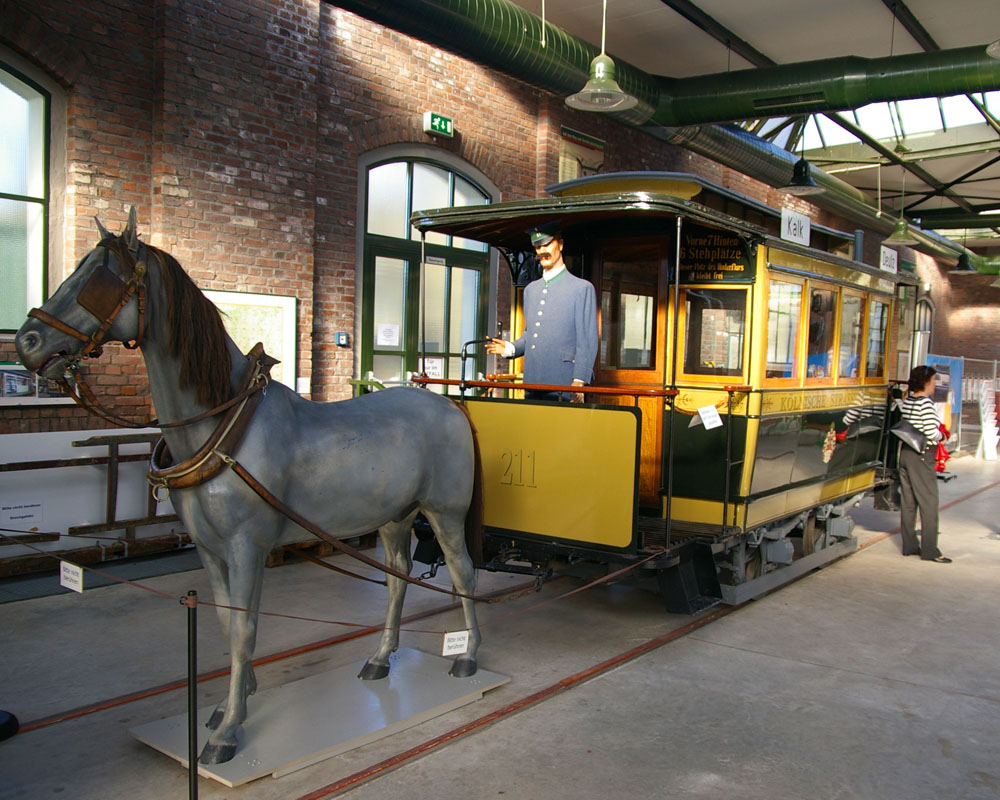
[891,417,927,452]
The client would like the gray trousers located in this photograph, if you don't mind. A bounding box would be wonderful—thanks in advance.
[898,444,940,559]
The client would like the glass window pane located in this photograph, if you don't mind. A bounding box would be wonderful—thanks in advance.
[0,80,29,195]
[618,293,654,368]
[367,162,408,238]
[372,354,404,384]
[866,300,888,378]
[940,94,987,129]
[986,91,1000,116]
[854,103,896,140]
[0,198,43,331]
[838,294,865,379]
[449,266,479,352]
[374,256,406,351]
[410,162,449,245]
[419,261,447,352]
[453,175,488,251]
[895,97,945,135]
[1,71,45,198]
[816,113,860,147]
[766,280,801,379]
[683,289,745,376]
[806,287,837,379]
[599,243,659,371]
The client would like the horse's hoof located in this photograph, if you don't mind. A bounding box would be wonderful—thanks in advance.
[205,707,225,730]
[358,661,390,680]
[449,658,478,678]
[199,740,237,765]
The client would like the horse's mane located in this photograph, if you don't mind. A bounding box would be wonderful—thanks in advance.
[146,243,233,409]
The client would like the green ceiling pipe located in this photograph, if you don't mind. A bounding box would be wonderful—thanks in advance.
[655,47,1000,126]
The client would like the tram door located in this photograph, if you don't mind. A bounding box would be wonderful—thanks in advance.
[593,238,670,506]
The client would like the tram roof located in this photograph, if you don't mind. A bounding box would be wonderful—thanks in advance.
[410,190,765,251]
[412,188,916,287]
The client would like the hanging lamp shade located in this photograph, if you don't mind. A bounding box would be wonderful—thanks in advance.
[565,54,638,112]
[949,253,976,272]
[987,39,1000,59]
[779,157,823,196]
[884,216,919,247]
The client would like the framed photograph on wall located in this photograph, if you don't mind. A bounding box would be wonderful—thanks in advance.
[204,291,297,390]
[0,363,75,406]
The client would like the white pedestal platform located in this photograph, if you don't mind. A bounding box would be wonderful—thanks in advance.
[129,648,509,787]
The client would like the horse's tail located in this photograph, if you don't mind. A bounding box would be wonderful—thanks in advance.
[454,400,484,567]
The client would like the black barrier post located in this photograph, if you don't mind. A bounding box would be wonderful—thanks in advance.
[182,590,198,800]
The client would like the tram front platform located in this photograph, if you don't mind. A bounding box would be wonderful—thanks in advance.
[0,455,997,799]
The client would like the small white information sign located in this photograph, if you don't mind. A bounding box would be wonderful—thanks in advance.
[697,404,724,430]
[60,561,84,593]
[376,323,400,348]
[781,207,811,246]
[880,245,899,274]
[420,357,445,379]
[1,499,43,526]
[442,630,470,657]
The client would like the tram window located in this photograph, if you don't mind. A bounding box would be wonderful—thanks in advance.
[866,300,889,378]
[599,243,659,371]
[683,289,745,376]
[806,287,837,379]
[766,280,802,379]
[838,293,865,380]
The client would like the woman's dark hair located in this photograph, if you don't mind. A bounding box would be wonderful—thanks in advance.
[907,364,937,393]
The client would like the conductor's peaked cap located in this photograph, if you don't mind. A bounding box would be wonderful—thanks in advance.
[528,220,562,247]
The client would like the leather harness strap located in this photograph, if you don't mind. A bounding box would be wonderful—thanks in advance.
[147,343,276,497]
[224,455,491,603]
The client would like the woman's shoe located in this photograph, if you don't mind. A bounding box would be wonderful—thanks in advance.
[928,556,952,563]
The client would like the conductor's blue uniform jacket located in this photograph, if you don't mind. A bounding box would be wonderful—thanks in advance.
[513,266,598,388]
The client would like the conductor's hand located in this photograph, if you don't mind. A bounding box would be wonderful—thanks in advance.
[485,337,509,356]
[571,379,586,404]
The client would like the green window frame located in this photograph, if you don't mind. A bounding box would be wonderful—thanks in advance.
[1,62,49,333]
[361,159,490,391]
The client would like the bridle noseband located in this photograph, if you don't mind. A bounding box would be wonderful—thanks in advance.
[28,236,148,367]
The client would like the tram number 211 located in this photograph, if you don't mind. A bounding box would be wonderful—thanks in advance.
[500,449,537,488]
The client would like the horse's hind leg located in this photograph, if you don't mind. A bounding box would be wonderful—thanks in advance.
[359,513,417,680]
[424,509,480,678]
[199,542,266,765]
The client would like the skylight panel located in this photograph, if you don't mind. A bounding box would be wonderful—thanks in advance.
[895,97,945,135]
[854,103,897,141]
[816,114,861,147]
[940,94,987,129]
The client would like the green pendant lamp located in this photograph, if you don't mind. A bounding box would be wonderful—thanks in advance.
[565,0,638,112]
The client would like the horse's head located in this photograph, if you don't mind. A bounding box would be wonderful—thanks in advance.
[15,208,148,380]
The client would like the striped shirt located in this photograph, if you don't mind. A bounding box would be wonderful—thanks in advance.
[901,394,943,445]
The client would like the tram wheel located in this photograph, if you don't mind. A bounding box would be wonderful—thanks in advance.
[801,515,824,556]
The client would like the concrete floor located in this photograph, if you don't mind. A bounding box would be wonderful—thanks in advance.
[0,456,998,799]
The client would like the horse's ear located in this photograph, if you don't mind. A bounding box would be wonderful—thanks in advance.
[95,216,112,241]
[122,206,140,254]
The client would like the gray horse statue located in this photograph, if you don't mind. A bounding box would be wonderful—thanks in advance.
[15,209,482,765]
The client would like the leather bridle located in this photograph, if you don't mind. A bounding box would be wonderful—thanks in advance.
[28,236,148,367]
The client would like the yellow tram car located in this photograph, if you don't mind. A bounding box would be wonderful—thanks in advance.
[411,172,916,612]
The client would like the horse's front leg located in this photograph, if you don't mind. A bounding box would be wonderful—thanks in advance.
[199,540,266,765]
[359,515,416,680]
[196,546,258,731]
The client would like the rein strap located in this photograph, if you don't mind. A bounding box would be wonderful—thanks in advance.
[225,456,491,603]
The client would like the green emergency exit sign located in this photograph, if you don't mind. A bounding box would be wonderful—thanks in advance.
[423,111,454,138]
